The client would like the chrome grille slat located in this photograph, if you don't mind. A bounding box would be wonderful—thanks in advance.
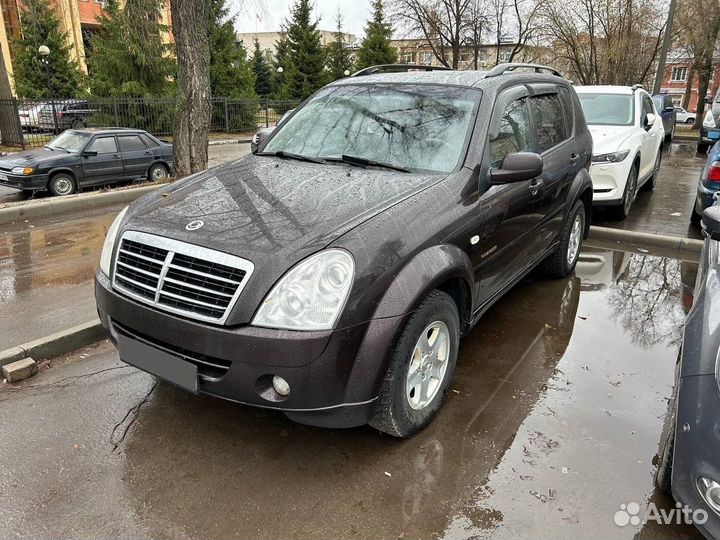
[111,231,254,325]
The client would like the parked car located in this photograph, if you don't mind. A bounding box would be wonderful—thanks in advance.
[653,94,677,142]
[18,102,50,132]
[675,106,696,124]
[0,128,173,196]
[656,201,720,539]
[250,109,294,153]
[691,141,720,224]
[95,63,594,437]
[37,100,96,132]
[699,89,720,154]
[575,85,665,219]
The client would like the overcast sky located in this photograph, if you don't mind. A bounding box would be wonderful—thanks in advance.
[231,0,373,40]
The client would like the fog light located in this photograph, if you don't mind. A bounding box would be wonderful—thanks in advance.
[272,375,290,397]
[698,477,720,515]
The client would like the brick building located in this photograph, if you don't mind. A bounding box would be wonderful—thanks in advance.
[659,53,720,112]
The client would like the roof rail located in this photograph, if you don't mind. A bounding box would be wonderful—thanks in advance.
[631,84,645,91]
[485,62,564,79]
[351,64,452,77]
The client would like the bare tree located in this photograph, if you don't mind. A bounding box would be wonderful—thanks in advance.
[540,0,665,86]
[489,0,543,64]
[171,0,212,177]
[466,0,489,68]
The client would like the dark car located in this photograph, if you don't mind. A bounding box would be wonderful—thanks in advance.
[698,90,720,154]
[653,94,677,143]
[250,109,294,153]
[37,100,96,132]
[691,141,720,224]
[656,202,720,539]
[0,128,174,196]
[95,63,594,437]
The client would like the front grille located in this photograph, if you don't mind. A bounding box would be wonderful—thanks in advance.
[112,231,254,324]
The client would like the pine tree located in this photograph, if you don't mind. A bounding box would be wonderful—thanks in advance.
[356,0,397,70]
[326,11,355,81]
[11,0,84,98]
[272,32,291,98]
[209,0,255,98]
[88,0,174,97]
[251,39,273,97]
[283,0,327,100]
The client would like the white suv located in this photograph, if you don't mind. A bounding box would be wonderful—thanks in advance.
[575,85,665,219]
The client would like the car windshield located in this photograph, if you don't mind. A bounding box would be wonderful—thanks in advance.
[263,84,481,173]
[578,93,634,126]
[47,130,91,152]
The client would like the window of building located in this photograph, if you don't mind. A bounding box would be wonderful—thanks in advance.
[401,52,414,64]
[460,51,472,63]
[671,66,688,82]
[421,51,432,65]
[498,49,512,63]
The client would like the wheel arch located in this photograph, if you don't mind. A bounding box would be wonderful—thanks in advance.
[47,167,77,188]
[565,168,594,238]
[146,160,170,177]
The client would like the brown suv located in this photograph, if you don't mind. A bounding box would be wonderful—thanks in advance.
[95,63,593,437]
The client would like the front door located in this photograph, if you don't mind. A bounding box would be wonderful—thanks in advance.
[81,135,123,185]
[118,134,153,179]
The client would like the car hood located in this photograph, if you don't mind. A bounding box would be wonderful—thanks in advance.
[587,125,634,155]
[123,154,444,266]
[0,148,67,168]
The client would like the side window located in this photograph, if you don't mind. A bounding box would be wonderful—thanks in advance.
[87,136,117,154]
[558,86,574,137]
[140,134,160,148]
[118,135,147,152]
[489,98,532,167]
[529,93,568,153]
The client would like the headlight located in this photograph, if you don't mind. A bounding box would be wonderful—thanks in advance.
[704,110,716,128]
[252,249,354,331]
[99,206,129,276]
[592,149,630,163]
[11,166,33,175]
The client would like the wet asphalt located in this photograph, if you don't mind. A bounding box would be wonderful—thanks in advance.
[0,248,702,539]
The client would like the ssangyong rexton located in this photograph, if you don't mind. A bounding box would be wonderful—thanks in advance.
[95,64,594,437]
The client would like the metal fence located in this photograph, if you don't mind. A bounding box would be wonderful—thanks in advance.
[0,97,300,149]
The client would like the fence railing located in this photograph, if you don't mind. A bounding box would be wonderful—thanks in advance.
[0,97,301,149]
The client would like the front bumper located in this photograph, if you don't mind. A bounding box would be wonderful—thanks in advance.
[672,373,720,540]
[0,172,49,191]
[588,158,634,205]
[95,271,402,428]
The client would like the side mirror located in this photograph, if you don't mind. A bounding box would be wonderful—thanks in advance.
[644,113,656,130]
[83,150,97,157]
[664,105,675,112]
[702,205,720,241]
[251,127,275,153]
[490,152,543,184]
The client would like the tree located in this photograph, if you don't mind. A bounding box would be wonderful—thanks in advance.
[89,0,174,97]
[209,0,255,98]
[0,47,24,146]
[282,0,328,100]
[357,0,397,69]
[489,0,543,65]
[171,0,212,176]
[272,32,291,97]
[11,0,84,98]
[251,39,273,97]
[327,11,355,80]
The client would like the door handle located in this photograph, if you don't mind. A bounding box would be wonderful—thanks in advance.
[112,154,120,158]
[570,152,579,162]
[529,178,544,189]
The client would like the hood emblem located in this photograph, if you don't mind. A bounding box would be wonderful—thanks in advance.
[185,220,205,231]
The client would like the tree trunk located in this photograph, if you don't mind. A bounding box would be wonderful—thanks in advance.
[0,48,24,148]
[693,59,712,130]
[682,65,694,110]
[171,0,211,177]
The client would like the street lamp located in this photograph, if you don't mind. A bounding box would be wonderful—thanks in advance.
[343,69,350,77]
[38,45,58,133]
[276,66,284,73]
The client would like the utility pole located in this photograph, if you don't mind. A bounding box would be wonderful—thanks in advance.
[653,0,677,95]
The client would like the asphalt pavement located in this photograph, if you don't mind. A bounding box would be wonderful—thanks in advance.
[0,248,701,539]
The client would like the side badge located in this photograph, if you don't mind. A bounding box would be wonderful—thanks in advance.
[186,220,205,231]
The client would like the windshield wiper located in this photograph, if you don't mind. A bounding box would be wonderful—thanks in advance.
[325,154,411,173]
[43,145,54,151]
[257,150,325,164]
[51,145,69,153]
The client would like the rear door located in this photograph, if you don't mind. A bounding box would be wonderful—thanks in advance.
[472,87,542,305]
[81,135,123,185]
[118,134,153,179]
[526,84,576,249]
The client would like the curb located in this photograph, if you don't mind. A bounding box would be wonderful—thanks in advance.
[588,225,703,259]
[0,320,106,368]
[208,138,252,145]
[0,184,160,225]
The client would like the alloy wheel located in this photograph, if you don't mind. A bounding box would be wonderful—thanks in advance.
[406,321,451,410]
[566,213,583,267]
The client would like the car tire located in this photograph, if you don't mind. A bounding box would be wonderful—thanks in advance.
[686,118,694,125]
[642,148,662,192]
[697,142,710,155]
[691,207,702,226]
[48,173,76,197]
[665,126,674,143]
[657,359,680,494]
[370,290,460,438]
[148,163,169,182]
[540,200,585,279]
[613,164,638,220]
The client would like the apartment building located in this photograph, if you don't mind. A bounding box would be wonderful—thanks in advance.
[659,52,720,112]
[236,30,357,62]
